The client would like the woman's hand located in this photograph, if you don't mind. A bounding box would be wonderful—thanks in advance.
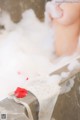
[45,1,80,26]
[45,0,63,24]
[55,3,80,26]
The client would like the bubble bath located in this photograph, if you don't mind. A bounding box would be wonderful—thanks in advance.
[0,9,80,120]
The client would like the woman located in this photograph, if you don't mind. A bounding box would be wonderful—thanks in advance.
[45,1,80,56]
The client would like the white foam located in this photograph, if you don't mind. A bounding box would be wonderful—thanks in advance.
[68,60,80,72]
[60,77,75,94]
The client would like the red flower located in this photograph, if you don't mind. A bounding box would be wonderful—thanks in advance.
[14,87,28,98]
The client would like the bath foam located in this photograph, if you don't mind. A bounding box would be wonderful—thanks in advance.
[0,9,80,120]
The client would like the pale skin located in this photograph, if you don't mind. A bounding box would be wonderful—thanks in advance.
[46,2,80,56]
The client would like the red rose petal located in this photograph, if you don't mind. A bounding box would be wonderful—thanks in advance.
[14,87,28,98]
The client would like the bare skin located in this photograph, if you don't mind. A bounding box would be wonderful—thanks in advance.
[46,3,80,56]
